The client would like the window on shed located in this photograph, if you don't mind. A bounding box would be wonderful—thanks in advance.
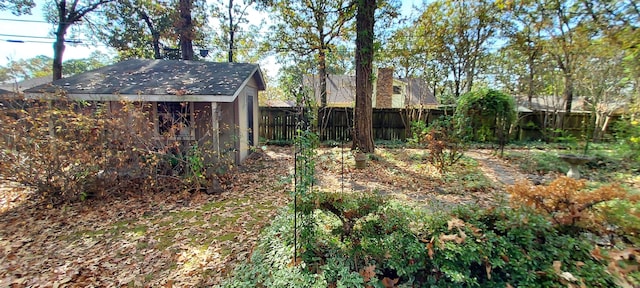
[157,102,194,139]
[393,85,402,94]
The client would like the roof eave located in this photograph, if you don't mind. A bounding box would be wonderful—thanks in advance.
[25,92,237,103]
[231,65,266,100]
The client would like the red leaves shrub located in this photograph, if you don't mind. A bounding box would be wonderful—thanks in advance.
[507,176,636,237]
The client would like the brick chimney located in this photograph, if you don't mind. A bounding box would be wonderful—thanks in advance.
[375,67,394,108]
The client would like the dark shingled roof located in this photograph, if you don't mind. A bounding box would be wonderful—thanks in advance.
[25,59,265,96]
[0,76,52,93]
[0,88,12,95]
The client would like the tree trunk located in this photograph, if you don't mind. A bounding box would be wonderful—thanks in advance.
[53,1,68,81]
[138,8,162,59]
[563,72,574,112]
[228,0,234,62]
[352,0,375,153]
[179,0,194,60]
[53,26,67,80]
[318,47,328,140]
[319,48,327,107]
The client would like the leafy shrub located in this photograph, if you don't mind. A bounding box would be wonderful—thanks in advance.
[408,120,429,147]
[424,116,467,173]
[222,196,616,287]
[0,97,230,205]
[454,88,516,144]
[613,117,640,162]
[507,177,635,238]
[503,150,569,175]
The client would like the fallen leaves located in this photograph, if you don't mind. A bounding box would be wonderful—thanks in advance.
[0,147,293,287]
[359,265,376,282]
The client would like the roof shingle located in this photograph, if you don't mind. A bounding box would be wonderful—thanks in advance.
[25,59,265,96]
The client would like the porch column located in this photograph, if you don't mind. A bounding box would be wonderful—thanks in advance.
[211,102,220,158]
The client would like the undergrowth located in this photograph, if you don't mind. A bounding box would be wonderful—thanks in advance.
[220,191,619,287]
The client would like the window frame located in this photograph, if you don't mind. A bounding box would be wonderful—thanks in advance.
[154,101,195,140]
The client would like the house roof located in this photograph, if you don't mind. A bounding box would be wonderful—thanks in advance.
[301,74,438,107]
[0,88,12,95]
[25,59,266,103]
[515,95,628,115]
[400,78,437,107]
[0,76,53,94]
[303,75,356,107]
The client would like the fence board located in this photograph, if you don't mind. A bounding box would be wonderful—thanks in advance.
[259,107,620,143]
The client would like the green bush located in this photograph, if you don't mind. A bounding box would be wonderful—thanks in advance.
[455,88,516,144]
[221,197,616,287]
[408,120,429,147]
[613,117,640,162]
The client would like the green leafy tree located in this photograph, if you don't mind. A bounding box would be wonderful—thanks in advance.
[210,0,268,63]
[259,0,356,107]
[0,53,112,84]
[0,0,35,15]
[87,0,209,60]
[536,0,594,112]
[378,25,425,78]
[415,0,500,98]
[575,39,632,141]
[0,55,52,82]
[61,51,112,75]
[498,0,546,106]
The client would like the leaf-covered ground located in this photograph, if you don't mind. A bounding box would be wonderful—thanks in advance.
[0,148,293,287]
[0,146,587,287]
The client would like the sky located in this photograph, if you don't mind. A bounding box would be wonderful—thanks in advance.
[0,0,420,77]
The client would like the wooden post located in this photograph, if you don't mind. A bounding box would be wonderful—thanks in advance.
[211,102,220,158]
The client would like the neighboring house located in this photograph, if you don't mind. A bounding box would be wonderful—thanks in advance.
[302,74,356,107]
[24,59,266,164]
[0,88,11,95]
[300,67,437,108]
[515,95,628,115]
[262,99,296,107]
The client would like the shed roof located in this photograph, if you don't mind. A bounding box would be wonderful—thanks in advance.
[25,59,266,102]
[0,76,53,94]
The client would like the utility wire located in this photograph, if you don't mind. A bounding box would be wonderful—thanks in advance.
[0,18,50,23]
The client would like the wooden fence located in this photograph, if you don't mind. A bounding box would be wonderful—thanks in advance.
[259,107,453,142]
[259,107,620,143]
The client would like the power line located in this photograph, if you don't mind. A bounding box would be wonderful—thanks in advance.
[0,33,84,43]
[0,18,49,23]
[1,38,55,44]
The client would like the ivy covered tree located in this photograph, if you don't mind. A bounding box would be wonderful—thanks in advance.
[454,88,516,149]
